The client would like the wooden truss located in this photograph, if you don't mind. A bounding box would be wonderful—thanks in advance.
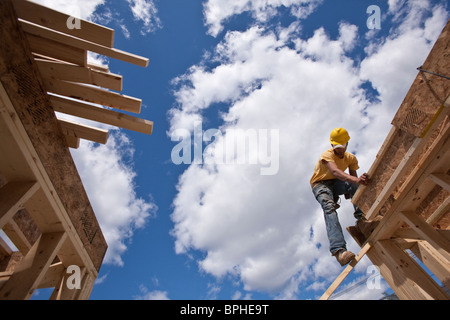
[321,20,450,300]
[12,0,153,148]
[0,0,152,299]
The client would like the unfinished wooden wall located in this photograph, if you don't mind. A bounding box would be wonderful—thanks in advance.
[322,19,450,300]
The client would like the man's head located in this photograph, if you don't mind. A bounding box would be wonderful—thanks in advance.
[330,127,350,157]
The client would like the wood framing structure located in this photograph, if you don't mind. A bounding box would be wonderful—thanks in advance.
[0,0,152,299]
[321,19,450,300]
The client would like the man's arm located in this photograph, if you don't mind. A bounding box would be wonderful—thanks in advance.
[325,161,369,185]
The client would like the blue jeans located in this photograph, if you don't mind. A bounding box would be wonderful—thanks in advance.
[312,180,363,255]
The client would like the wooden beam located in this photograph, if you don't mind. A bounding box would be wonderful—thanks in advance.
[20,19,149,67]
[399,211,450,262]
[392,228,450,243]
[0,235,14,256]
[26,33,87,67]
[57,118,109,145]
[410,241,450,290]
[50,266,87,300]
[43,79,141,114]
[50,95,153,135]
[429,173,450,191]
[87,63,109,73]
[75,272,95,300]
[13,0,115,48]
[63,134,80,149]
[426,196,450,225]
[36,59,123,92]
[320,243,372,300]
[3,219,32,255]
[0,181,40,229]
[373,240,449,299]
[361,136,423,220]
[37,262,65,289]
[0,232,67,300]
[352,127,398,204]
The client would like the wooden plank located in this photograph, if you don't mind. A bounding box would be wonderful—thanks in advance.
[87,63,109,73]
[43,79,141,114]
[13,0,114,48]
[36,59,123,91]
[50,95,153,135]
[58,118,109,145]
[370,240,449,299]
[0,181,40,229]
[320,243,372,300]
[0,235,14,256]
[363,136,422,220]
[352,127,398,204]
[20,19,149,67]
[399,211,450,262]
[0,232,67,300]
[52,266,87,300]
[63,134,80,149]
[429,173,450,191]
[75,272,95,300]
[26,33,87,67]
[410,241,450,290]
[37,262,65,289]
[3,219,32,255]
[426,196,450,225]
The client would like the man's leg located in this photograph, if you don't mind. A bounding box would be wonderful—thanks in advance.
[333,181,363,219]
[312,182,347,255]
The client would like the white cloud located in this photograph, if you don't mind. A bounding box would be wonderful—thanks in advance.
[70,131,157,266]
[203,0,323,37]
[126,0,162,34]
[134,285,170,300]
[31,0,162,37]
[169,24,369,294]
[169,1,448,298]
[29,0,105,20]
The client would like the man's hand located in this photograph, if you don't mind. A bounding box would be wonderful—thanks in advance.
[357,173,370,185]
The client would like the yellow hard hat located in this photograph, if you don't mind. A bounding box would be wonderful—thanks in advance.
[330,127,350,145]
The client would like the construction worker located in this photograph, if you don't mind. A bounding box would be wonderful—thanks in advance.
[310,128,369,266]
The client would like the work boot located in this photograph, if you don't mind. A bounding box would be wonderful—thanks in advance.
[355,216,382,237]
[334,250,355,266]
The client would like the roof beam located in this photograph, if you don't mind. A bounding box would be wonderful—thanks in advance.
[43,79,141,114]
[57,118,109,145]
[50,95,153,135]
[13,0,115,48]
[20,19,148,67]
[36,59,123,92]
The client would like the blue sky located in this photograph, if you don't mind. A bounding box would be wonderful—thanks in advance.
[29,0,449,300]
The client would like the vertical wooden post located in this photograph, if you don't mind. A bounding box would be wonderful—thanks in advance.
[0,232,66,299]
